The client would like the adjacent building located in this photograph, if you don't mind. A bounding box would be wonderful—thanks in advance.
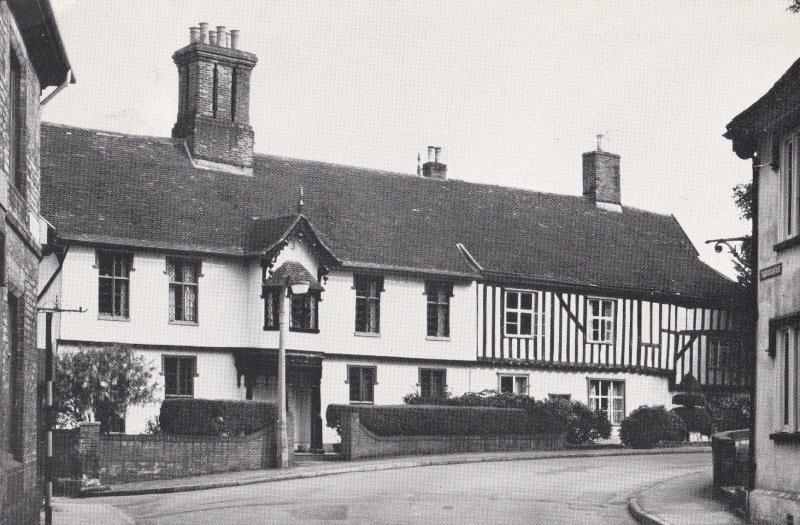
[39,25,748,450]
[0,1,72,523]
[725,55,800,523]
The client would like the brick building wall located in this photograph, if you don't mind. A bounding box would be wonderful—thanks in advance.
[0,3,46,524]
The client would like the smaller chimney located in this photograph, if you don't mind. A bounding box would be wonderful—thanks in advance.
[189,27,200,44]
[199,22,209,44]
[217,26,227,46]
[582,144,621,208]
[422,145,447,179]
[230,30,240,49]
[209,31,217,46]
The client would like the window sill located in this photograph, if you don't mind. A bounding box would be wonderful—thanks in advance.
[169,320,198,326]
[264,326,278,332]
[769,432,800,444]
[426,336,450,342]
[348,401,374,405]
[355,332,380,338]
[774,235,800,253]
[98,315,130,322]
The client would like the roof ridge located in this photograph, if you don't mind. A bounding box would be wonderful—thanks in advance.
[42,121,178,145]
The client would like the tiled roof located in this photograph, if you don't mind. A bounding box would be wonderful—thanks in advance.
[40,123,740,305]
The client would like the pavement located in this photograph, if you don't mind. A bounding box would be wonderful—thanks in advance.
[51,445,745,524]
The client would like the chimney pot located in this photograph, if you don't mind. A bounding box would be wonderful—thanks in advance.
[217,26,227,46]
[230,30,240,49]
[434,147,442,164]
[190,27,200,44]
[209,31,217,46]
[199,22,209,44]
[427,146,435,163]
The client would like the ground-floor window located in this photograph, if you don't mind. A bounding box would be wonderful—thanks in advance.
[499,374,528,395]
[779,328,800,432]
[419,368,447,399]
[348,366,376,403]
[588,379,624,425]
[163,355,196,397]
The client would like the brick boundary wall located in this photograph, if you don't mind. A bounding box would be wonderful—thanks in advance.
[711,428,749,490]
[339,411,566,460]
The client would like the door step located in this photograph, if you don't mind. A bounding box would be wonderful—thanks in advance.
[293,451,344,462]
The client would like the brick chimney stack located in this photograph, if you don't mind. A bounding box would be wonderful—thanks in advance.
[421,146,447,179]
[172,23,258,175]
[582,140,621,208]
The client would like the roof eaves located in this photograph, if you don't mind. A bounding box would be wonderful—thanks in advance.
[55,234,246,258]
[339,260,480,281]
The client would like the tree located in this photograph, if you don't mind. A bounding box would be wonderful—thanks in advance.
[55,345,158,433]
[789,1,800,12]
[731,182,755,291]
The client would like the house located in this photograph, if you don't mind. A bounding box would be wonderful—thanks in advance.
[725,55,800,524]
[38,24,747,451]
[0,1,72,524]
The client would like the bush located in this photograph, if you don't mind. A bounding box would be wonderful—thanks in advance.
[671,392,706,408]
[619,406,687,448]
[563,401,613,444]
[160,399,277,436]
[326,404,531,436]
[671,406,714,436]
[707,393,751,432]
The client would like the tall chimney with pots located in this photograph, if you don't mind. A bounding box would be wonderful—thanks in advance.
[421,145,447,179]
[172,23,258,174]
[582,140,621,208]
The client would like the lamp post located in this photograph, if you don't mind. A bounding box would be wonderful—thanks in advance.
[276,279,309,468]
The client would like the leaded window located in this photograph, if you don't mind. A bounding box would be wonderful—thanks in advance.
[98,252,131,318]
[355,275,382,334]
[168,259,199,323]
[290,293,318,331]
[425,282,451,338]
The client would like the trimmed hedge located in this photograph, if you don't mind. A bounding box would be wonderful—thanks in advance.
[707,393,750,432]
[326,404,531,436]
[160,398,277,436]
[671,392,706,408]
[619,405,687,448]
[671,406,714,436]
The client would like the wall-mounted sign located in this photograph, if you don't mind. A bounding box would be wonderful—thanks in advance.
[760,263,783,281]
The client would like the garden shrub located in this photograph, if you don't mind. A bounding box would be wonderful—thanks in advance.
[326,404,531,436]
[561,400,612,444]
[670,406,714,436]
[619,406,687,448]
[160,398,277,436]
[671,392,707,408]
[707,393,751,432]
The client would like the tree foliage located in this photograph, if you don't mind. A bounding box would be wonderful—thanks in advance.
[789,0,800,12]
[731,182,756,291]
[55,345,158,433]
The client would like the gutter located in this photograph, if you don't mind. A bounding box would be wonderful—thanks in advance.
[41,69,73,106]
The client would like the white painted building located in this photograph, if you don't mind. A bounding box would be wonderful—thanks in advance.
[38,25,748,450]
[725,56,800,523]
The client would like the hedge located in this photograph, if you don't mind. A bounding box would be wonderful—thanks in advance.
[160,398,277,436]
[619,405,687,448]
[671,406,714,436]
[707,393,750,432]
[326,404,532,437]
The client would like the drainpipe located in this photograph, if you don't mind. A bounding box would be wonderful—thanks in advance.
[41,69,73,106]
[747,154,758,494]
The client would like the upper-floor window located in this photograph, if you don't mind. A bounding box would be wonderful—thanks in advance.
[419,368,447,399]
[707,338,730,371]
[290,293,319,332]
[355,275,382,334]
[163,355,196,397]
[587,298,615,343]
[348,365,376,403]
[499,374,528,395]
[425,282,451,338]
[782,133,800,238]
[504,290,542,337]
[98,251,131,318]
[589,379,624,425]
[167,259,199,323]
[8,50,24,193]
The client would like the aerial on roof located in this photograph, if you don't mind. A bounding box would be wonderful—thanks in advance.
[40,123,739,306]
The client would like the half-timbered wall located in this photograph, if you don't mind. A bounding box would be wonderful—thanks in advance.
[476,283,746,388]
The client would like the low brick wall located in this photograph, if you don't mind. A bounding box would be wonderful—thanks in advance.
[711,429,749,489]
[339,410,566,460]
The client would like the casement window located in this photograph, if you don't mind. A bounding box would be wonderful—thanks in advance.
[425,282,451,338]
[348,365,376,403]
[163,355,196,397]
[7,293,22,460]
[8,50,24,193]
[504,290,542,337]
[419,368,447,399]
[707,338,730,371]
[587,298,615,343]
[290,293,319,331]
[354,275,382,334]
[167,259,199,323]
[263,289,320,331]
[499,374,528,395]
[782,133,800,238]
[588,379,624,425]
[778,328,800,433]
[98,252,132,318]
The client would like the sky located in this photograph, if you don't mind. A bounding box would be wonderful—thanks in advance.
[44,1,800,278]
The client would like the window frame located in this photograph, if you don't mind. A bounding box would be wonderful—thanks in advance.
[354,275,383,335]
[162,355,197,398]
[419,367,447,400]
[586,297,615,344]
[498,373,529,395]
[8,47,25,195]
[503,289,542,338]
[166,258,200,325]
[778,328,800,434]
[782,131,800,240]
[290,291,319,333]
[425,281,452,339]
[347,365,377,404]
[97,251,133,319]
[587,378,625,426]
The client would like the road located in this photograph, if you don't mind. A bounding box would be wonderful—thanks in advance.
[91,453,710,524]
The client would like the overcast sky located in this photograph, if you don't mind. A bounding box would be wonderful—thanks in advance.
[44,1,800,278]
